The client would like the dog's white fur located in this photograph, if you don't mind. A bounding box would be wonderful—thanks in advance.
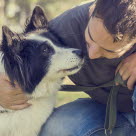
[0,34,84,136]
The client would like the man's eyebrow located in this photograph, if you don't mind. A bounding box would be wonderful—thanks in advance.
[87,26,120,53]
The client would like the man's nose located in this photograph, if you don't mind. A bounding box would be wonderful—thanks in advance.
[88,46,102,59]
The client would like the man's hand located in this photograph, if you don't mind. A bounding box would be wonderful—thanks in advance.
[0,73,31,110]
[116,53,136,90]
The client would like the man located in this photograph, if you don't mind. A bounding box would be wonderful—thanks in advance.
[0,0,136,136]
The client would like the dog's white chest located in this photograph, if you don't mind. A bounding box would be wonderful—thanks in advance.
[0,77,61,136]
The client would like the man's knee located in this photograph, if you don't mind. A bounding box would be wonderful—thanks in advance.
[38,98,106,136]
[39,115,75,136]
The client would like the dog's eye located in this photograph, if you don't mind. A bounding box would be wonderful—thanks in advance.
[40,42,54,55]
[43,47,49,53]
[42,46,50,54]
[43,48,48,52]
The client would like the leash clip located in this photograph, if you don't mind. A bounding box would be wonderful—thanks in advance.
[105,129,112,136]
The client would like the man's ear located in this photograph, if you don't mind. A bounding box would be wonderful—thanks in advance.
[25,6,48,33]
[2,25,15,46]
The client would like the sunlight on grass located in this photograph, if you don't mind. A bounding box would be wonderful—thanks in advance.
[56,77,89,107]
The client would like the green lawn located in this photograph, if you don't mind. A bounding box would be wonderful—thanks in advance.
[56,77,89,107]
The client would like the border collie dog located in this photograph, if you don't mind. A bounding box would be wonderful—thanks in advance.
[0,6,84,136]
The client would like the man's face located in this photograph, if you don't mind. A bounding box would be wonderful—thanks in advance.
[85,17,135,59]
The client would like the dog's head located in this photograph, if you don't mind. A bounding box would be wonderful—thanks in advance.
[1,6,84,94]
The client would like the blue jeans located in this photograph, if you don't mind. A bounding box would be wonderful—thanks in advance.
[39,88,136,136]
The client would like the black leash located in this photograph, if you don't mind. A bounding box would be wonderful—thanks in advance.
[60,73,127,136]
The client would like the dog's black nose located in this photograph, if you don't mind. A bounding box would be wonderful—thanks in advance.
[72,50,84,58]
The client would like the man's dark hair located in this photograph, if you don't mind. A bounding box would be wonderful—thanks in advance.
[92,0,136,42]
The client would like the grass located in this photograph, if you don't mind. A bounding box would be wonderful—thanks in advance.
[56,76,89,107]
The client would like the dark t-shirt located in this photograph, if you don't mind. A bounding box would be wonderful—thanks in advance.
[49,2,136,112]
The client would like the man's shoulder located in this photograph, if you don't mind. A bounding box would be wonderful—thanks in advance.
[49,1,94,36]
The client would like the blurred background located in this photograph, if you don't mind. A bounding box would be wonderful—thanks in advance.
[0,0,90,106]
[0,0,91,34]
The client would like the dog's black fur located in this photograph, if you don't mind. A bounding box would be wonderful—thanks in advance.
[0,6,85,136]
[1,6,64,93]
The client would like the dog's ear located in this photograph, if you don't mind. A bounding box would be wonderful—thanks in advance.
[2,26,15,46]
[25,6,48,33]
[1,26,23,56]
